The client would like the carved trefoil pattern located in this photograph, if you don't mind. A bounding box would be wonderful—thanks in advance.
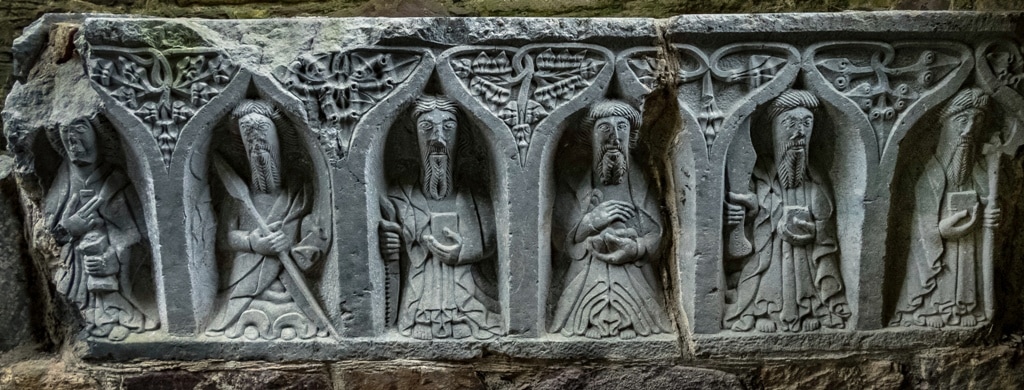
[808,42,971,158]
[274,49,423,161]
[88,47,237,165]
[448,45,609,165]
[621,43,798,152]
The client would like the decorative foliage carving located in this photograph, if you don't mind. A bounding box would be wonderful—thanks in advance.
[88,47,237,165]
[808,42,970,158]
[448,45,609,165]
[979,40,1024,95]
[622,44,797,152]
[274,50,423,161]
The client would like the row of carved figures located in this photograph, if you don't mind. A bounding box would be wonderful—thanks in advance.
[40,81,1013,342]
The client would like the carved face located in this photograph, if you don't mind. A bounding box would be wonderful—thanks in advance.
[61,120,98,166]
[945,108,984,140]
[417,109,458,156]
[592,115,631,185]
[772,107,814,189]
[771,107,814,154]
[416,109,458,200]
[238,112,282,192]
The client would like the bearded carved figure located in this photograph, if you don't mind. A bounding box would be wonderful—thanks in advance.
[549,100,672,340]
[378,95,501,340]
[207,100,329,340]
[44,117,157,340]
[723,90,850,333]
[891,88,998,328]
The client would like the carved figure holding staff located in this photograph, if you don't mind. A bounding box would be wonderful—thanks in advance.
[208,100,333,340]
[378,95,501,340]
[723,90,849,333]
[891,88,1006,328]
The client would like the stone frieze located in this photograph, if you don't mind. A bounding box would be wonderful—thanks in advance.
[3,12,1024,360]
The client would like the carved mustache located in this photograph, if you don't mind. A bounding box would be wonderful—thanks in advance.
[786,136,805,150]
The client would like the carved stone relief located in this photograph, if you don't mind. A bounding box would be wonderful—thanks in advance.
[445,45,611,166]
[549,100,672,339]
[88,47,237,165]
[621,43,799,152]
[722,90,850,333]
[43,115,158,340]
[207,99,335,340]
[4,14,1024,359]
[807,42,972,159]
[274,49,424,162]
[378,95,501,340]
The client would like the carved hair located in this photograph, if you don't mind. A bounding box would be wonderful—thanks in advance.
[939,87,988,121]
[766,90,820,121]
[581,100,642,149]
[224,99,307,187]
[232,99,283,123]
[412,95,459,119]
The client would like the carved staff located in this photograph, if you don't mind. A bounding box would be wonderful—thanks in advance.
[725,118,756,259]
[980,121,1022,321]
[379,199,401,326]
[213,155,340,339]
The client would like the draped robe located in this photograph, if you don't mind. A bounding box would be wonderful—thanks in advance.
[891,156,987,327]
[382,183,501,339]
[44,162,154,339]
[724,161,849,332]
[209,184,323,339]
[550,164,672,338]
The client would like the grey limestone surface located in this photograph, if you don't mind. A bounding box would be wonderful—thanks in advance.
[2,12,1024,362]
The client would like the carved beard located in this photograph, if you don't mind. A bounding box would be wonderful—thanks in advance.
[948,134,975,187]
[778,138,807,189]
[598,145,628,185]
[247,135,281,193]
[423,143,452,200]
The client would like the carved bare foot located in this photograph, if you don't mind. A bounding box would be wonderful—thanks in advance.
[585,327,603,339]
[731,316,755,332]
[108,325,130,341]
[925,315,945,328]
[619,329,637,340]
[960,315,977,327]
[801,317,820,332]
[756,318,777,333]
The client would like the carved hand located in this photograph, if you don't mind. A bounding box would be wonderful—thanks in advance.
[423,228,462,266]
[63,197,105,237]
[248,222,290,256]
[984,204,1001,228]
[590,233,640,265]
[379,220,402,261]
[939,204,980,239]
[84,248,118,276]
[779,216,815,246]
[725,192,757,227]
[581,200,635,235]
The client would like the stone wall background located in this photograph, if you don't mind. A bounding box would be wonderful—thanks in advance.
[3,1,1024,389]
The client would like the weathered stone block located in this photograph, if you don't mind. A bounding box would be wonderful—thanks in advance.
[2,12,1023,362]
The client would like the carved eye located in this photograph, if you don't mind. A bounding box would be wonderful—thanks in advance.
[418,121,433,131]
[922,51,935,64]
[598,123,611,133]
[834,76,848,90]
[444,120,456,130]
[920,71,934,85]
